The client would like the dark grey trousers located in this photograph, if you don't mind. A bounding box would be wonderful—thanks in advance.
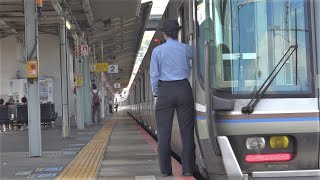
[92,105,100,123]
[155,79,196,174]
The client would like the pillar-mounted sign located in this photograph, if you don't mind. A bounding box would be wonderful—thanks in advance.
[26,60,38,79]
[76,74,83,87]
[81,45,89,56]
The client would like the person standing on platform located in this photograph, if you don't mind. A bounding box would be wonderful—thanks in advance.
[90,84,101,123]
[114,103,118,112]
[109,99,113,114]
[150,19,195,177]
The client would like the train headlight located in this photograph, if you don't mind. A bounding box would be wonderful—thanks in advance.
[270,136,289,149]
[246,137,265,150]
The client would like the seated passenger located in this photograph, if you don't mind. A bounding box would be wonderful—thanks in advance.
[5,97,13,106]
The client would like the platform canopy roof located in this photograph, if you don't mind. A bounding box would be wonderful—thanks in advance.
[0,0,153,92]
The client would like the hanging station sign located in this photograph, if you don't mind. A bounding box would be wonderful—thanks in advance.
[114,83,121,88]
[108,64,118,73]
[90,63,108,72]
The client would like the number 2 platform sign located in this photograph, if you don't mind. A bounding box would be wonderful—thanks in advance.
[108,65,118,73]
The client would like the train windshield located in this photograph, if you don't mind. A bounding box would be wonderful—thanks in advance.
[197,0,313,96]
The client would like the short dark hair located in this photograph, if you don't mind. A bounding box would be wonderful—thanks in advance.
[0,99,4,105]
[164,31,179,40]
[92,84,97,90]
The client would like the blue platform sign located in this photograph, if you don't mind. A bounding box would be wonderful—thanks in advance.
[62,147,81,151]
[36,167,63,172]
[15,171,33,176]
[69,144,85,146]
[63,151,77,155]
[27,173,57,178]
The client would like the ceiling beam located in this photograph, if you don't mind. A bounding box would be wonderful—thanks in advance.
[0,15,62,22]
[88,23,138,39]
[89,30,137,44]
[82,0,94,27]
[0,0,23,3]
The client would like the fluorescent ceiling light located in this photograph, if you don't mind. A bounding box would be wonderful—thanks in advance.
[125,31,155,90]
[142,0,169,15]
[66,20,71,30]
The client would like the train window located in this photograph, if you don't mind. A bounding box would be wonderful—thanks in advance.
[139,78,142,103]
[199,0,313,96]
[134,85,137,104]
[142,73,146,103]
[196,0,206,81]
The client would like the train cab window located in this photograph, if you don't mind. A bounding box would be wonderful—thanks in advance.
[198,0,313,96]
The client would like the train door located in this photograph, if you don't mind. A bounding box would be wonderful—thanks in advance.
[138,78,142,121]
[134,85,137,116]
[141,74,148,126]
[169,0,191,156]
[169,2,185,154]
[192,0,227,177]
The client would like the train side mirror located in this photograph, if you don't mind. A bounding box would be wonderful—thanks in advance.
[212,95,234,111]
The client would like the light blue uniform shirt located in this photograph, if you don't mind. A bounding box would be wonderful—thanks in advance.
[150,38,193,96]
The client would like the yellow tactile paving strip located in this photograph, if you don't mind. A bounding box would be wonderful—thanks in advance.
[56,118,117,180]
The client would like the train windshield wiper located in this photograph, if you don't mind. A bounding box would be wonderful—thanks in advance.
[241,45,298,114]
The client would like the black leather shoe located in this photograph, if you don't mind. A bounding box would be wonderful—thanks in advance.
[182,172,193,176]
[161,173,173,177]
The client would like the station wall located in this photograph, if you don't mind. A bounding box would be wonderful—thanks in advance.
[0,34,76,124]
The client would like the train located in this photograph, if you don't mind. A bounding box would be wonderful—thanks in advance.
[121,0,320,179]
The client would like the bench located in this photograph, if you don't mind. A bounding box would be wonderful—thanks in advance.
[3,103,57,129]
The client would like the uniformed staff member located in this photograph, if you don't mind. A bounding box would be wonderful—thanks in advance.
[150,19,195,177]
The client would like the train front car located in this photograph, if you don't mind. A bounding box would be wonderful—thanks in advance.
[194,0,320,179]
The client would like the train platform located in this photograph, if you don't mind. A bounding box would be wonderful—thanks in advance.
[0,117,110,179]
[0,112,197,180]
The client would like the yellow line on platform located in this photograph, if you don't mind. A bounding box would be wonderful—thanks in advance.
[56,118,117,180]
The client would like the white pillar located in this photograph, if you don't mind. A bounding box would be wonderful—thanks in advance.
[25,0,41,157]
[60,19,70,138]
[73,33,84,129]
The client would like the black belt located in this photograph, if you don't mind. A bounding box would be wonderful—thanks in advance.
[159,78,187,83]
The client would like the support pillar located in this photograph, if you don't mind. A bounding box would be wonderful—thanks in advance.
[83,40,91,124]
[93,45,96,62]
[100,40,103,61]
[73,33,84,130]
[25,0,41,157]
[60,19,70,138]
